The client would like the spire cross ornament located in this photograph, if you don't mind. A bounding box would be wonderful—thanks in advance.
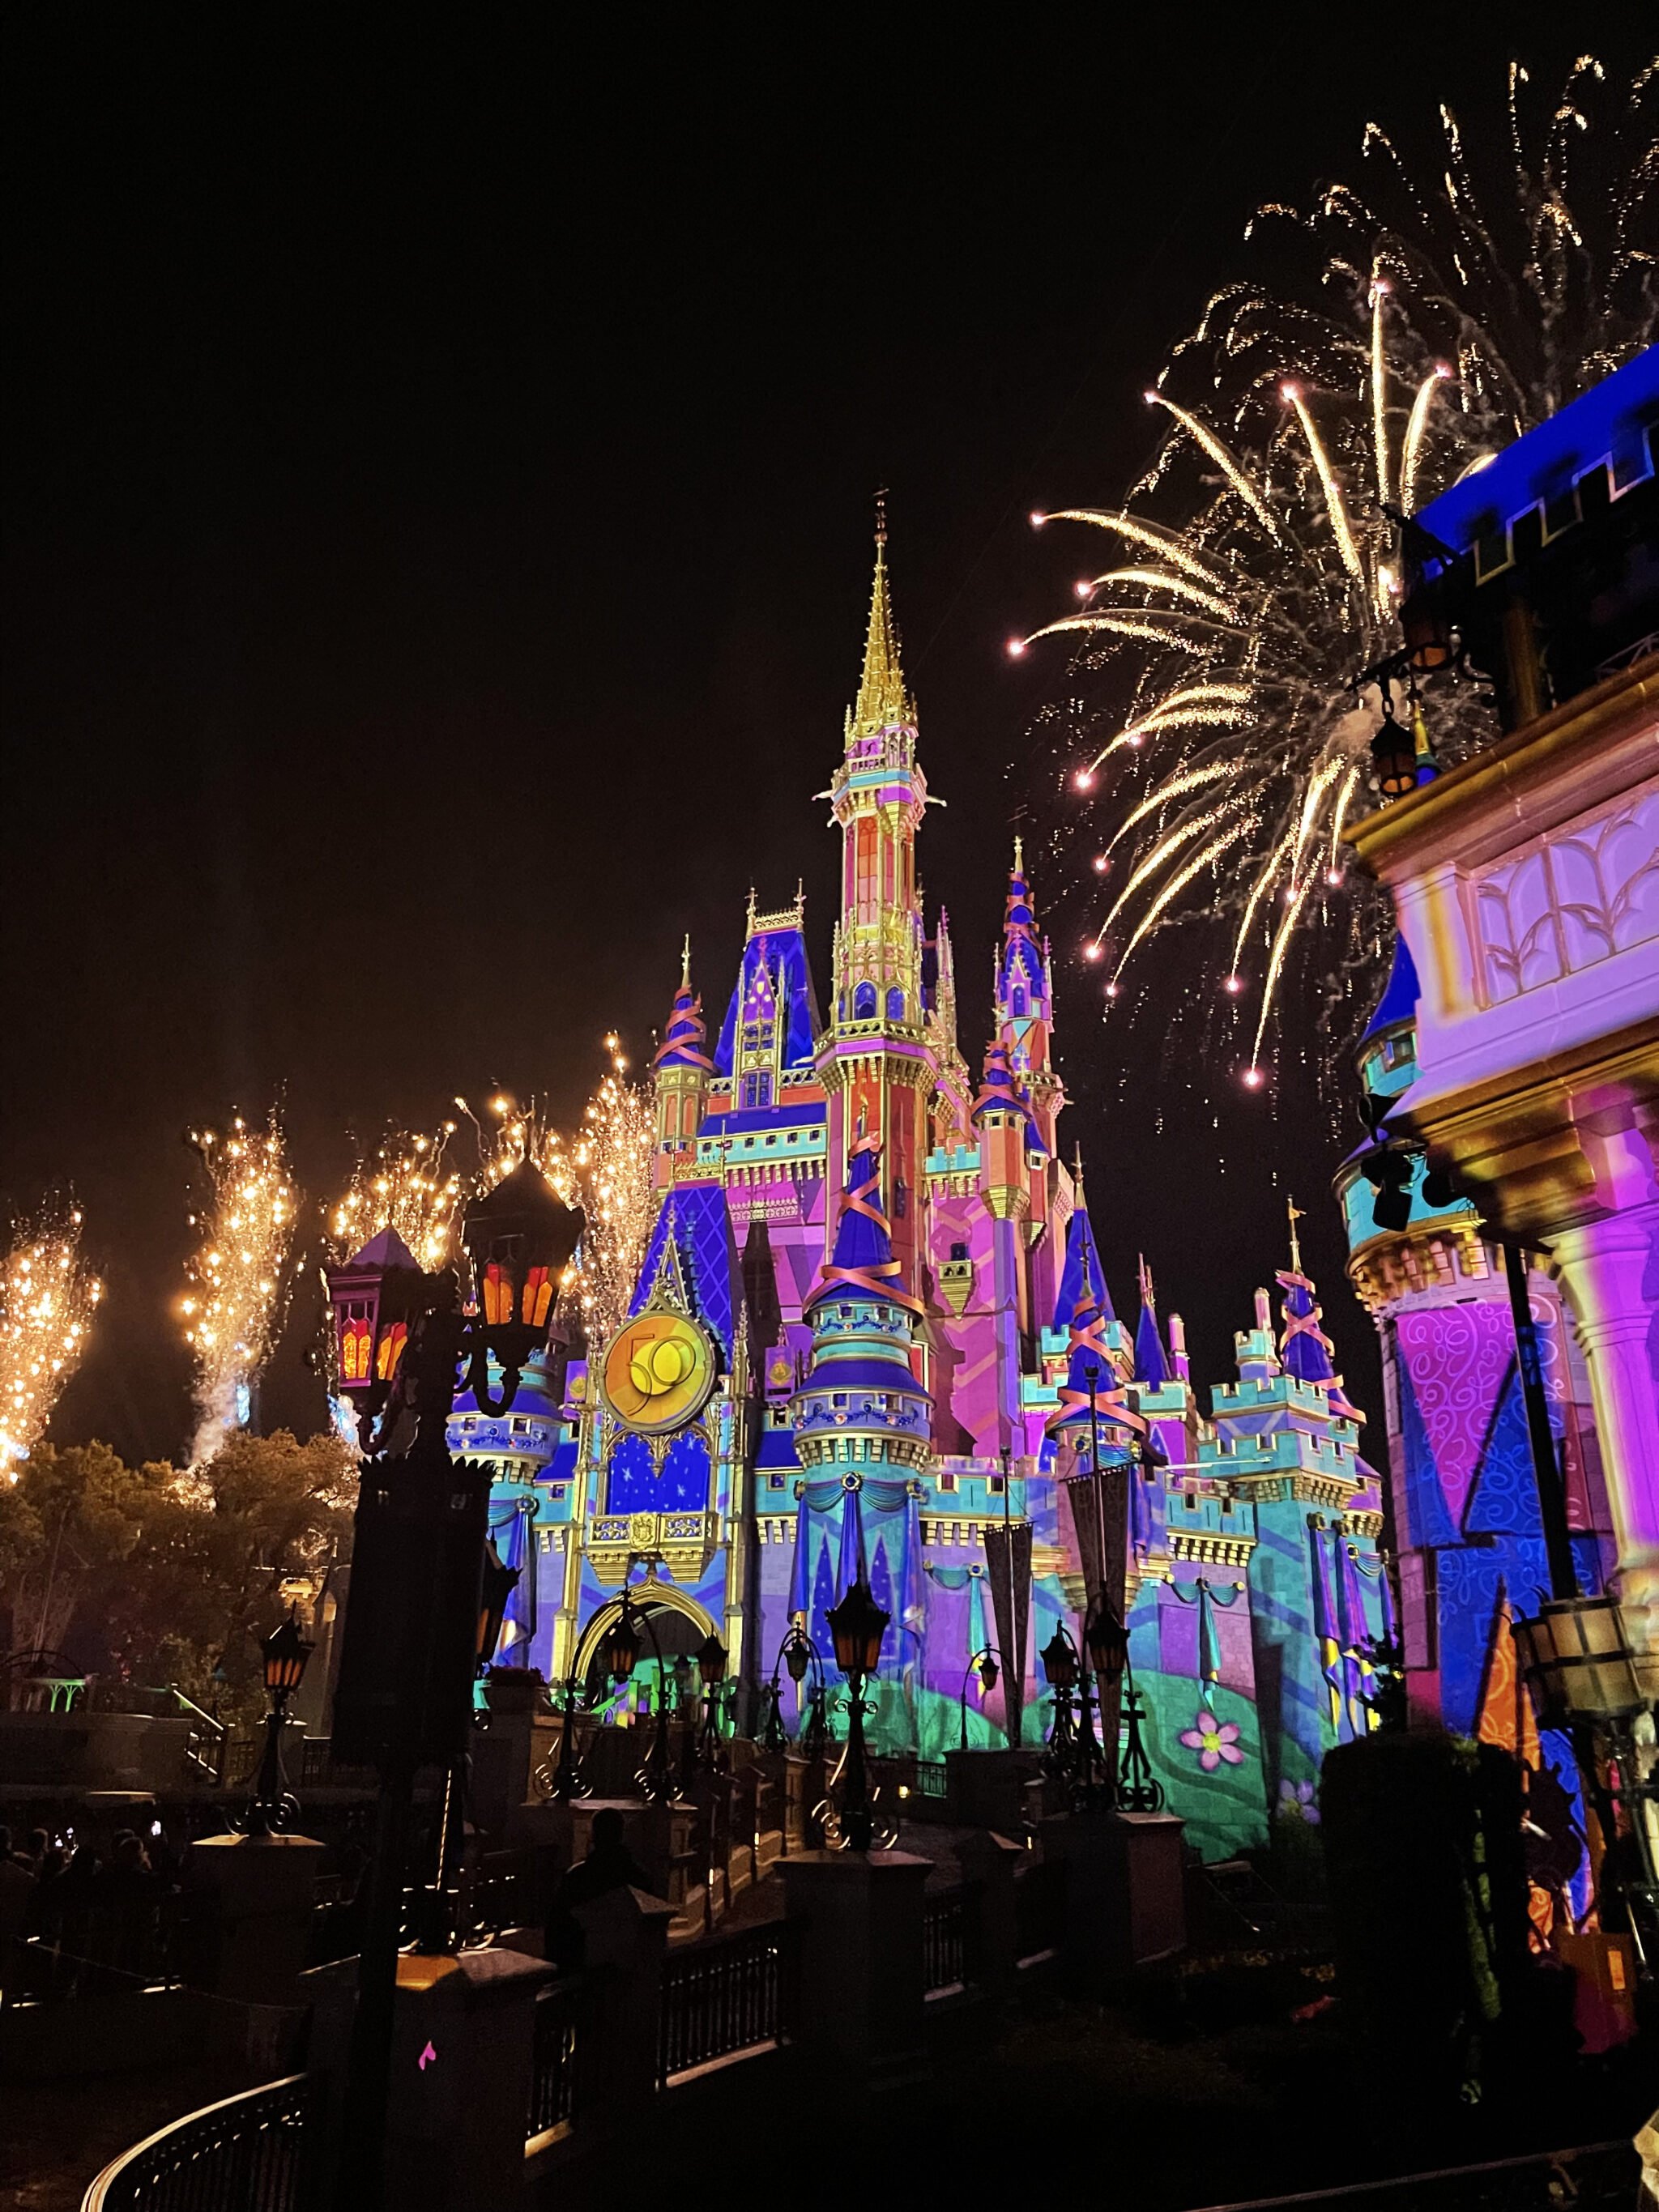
[1013,833,1024,873]
[1286,1196,1305,1276]
[874,486,888,545]
[680,935,692,989]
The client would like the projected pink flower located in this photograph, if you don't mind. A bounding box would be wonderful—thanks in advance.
[1179,1708,1243,1771]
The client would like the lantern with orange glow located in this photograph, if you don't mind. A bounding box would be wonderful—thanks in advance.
[324,1226,430,1447]
[458,1161,585,1414]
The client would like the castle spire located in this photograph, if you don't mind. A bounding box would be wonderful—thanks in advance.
[850,494,913,737]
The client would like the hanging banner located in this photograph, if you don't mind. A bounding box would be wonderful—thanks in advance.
[983,1519,1034,1748]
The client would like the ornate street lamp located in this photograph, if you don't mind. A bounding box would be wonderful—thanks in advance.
[1369,697,1418,800]
[1040,1623,1079,1783]
[246,1607,314,1837]
[826,1579,889,1852]
[325,1228,429,1450]
[458,1161,585,1413]
[606,1583,679,1805]
[697,1631,729,1768]
[1512,1595,1645,1729]
[958,1643,1001,1752]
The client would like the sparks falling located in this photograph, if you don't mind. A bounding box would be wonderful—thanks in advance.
[1019,58,1657,1085]
[329,1123,463,1271]
[569,1036,655,1352]
[0,1204,102,1479]
[181,1113,301,1464]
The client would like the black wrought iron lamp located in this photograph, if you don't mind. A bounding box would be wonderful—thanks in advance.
[247,1607,314,1836]
[607,1583,679,1805]
[697,1631,729,1768]
[1040,1624,1078,1776]
[826,1578,889,1852]
[958,1643,1000,1752]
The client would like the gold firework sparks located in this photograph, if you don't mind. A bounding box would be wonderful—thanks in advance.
[569,1035,655,1351]
[181,1112,301,1462]
[329,1123,463,1271]
[1018,58,1657,1086]
[0,1204,101,1479]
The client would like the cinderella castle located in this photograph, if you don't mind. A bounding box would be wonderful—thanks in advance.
[445,526,1397,1861]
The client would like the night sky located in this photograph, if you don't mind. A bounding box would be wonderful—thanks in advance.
[2,8,1640,1464]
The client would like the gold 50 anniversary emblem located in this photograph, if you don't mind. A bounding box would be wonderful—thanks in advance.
[599,1312,716,1433]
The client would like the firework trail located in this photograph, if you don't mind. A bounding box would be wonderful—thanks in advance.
[0,1203,101,1478]
[328,1123,464,1271]
[569,1035,655,1351]
[1016,58,1657,1085]
[181,1112,301,1464]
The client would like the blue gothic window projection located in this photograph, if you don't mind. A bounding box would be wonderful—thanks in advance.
[885,987,905,1022]
[1012,987,1027,1016]
[605,1430,712,1515]
[853,982,877,1020]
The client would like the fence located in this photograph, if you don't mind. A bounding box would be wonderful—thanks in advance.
[657,1920,797,2086]
[6,1900,180,2008]
[922,1889,967,1994]
[83,2075,312,2212]
[527,1980,580,2142]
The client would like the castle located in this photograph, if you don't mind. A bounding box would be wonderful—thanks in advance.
[447,526,1395,1860]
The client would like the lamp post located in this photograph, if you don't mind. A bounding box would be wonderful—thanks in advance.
[245,1608,313,1837]
[417,1537,519,1952]
[825,1579,889,1853]
[697,1631,729,1769]
[606,1582,680,1804]
[544,1670,591,1801]
[1040,1626,1078,1779]
[324,1162,582,2212]
[958,1644,1001,1753]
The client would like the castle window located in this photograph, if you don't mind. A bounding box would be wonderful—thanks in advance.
[885,987,905,1022]
[936,1471,957,1494]
[949,1240,969,1261]
[833,1392,847,1407]
[757,1073,772,1107]
[987,1475,1005,1495]
[1012,987,1027,1017]
[852,982,877,1021]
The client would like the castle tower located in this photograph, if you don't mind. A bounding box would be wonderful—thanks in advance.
[652,939,713,1192]
[819,514,936,1307]
[790,1130,930,1747]
[996,840,1064,1157]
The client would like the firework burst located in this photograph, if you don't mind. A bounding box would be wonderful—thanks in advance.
[1017,58,1657,1085]
[0,1203,102,1478]
[329,1123,463,1271]
[181,1112,301,1463]
[569,1035,655,1351]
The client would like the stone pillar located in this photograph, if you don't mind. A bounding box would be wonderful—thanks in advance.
[1550,1191,1659,1673]
[471,1668,544,1840]
[954,1830,1024,1996]
[182,1830,326,2005]
[306,1946,556,2212]
[1038,1809,1185,1987]
[569,1884,677,2118]
[776,1849,929,2069]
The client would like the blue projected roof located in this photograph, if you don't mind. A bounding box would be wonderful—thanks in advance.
[714,927,822,1075]
[629,1183,742,1357]
[1414,344,1659,559]
[1362,933,1420,1042]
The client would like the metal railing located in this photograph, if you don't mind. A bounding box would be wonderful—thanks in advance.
[527,1981,580,2142]
[657,1920,797,2086]
[6,1900,180,2008]
[922,1889,966,1993]
[83,2076,311,2212]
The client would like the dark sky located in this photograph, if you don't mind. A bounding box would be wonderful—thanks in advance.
[2,6,1640,1464]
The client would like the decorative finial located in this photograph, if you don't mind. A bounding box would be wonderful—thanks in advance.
[746,884,757,933]
[851,497,911,735]
[1073,1143,1086,1204]
[1013,833,1024,875]
[680,934,692,989]
[1286,1195,1304,1276]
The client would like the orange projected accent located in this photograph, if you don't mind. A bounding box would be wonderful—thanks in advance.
[376,1321,407,1382]
[484,1262,511,1324]
[599,1311,715,1434]
[522,1267,552,1326]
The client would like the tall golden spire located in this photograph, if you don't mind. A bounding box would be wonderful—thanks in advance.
[850,491,914,736]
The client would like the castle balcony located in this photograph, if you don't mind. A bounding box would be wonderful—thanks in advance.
[585,1509,722,1586]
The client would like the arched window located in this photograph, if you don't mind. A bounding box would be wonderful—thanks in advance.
[852,982,877,1021]
[1011,987,1027,1018]
[885,987,906,1023]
